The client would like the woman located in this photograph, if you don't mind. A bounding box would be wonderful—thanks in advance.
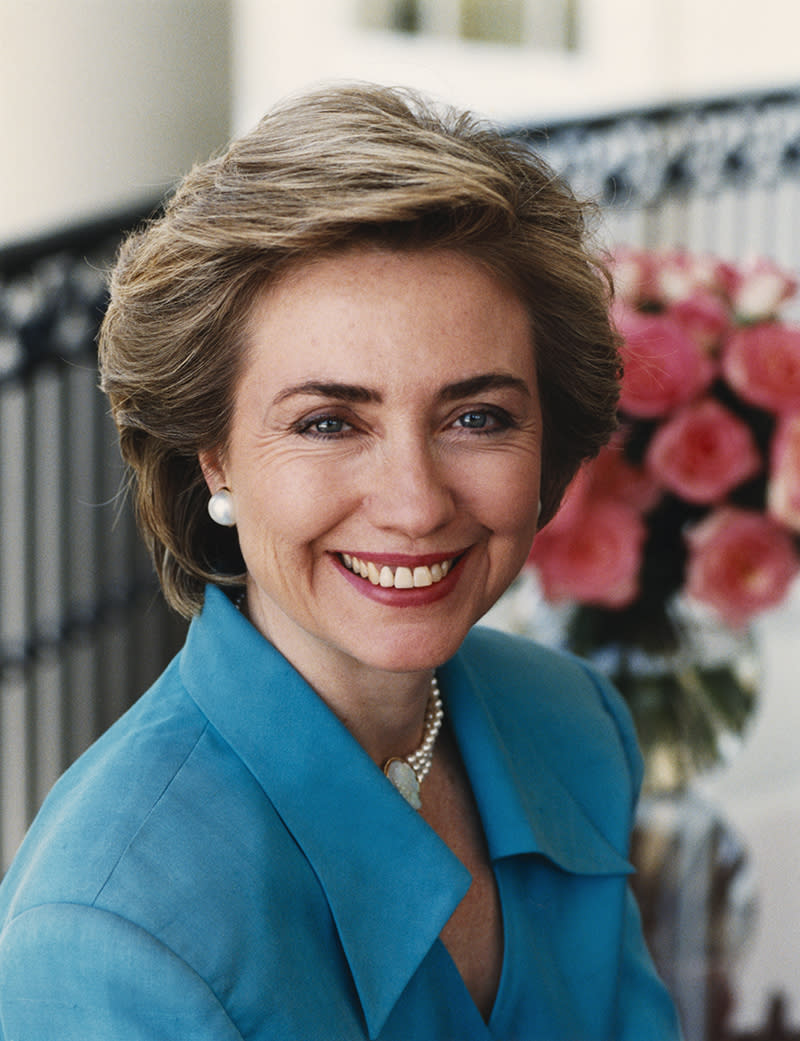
[0,85,682,1040]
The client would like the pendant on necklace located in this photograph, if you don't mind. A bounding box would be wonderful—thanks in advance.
[383,758,422,810]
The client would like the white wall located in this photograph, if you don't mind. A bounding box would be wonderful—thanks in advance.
[669,0,800,98]
[232,0,800,132]
[1,0,232,246]
[6,0,794,243]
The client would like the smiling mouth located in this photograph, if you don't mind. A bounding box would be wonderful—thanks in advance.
[340,553,460,589]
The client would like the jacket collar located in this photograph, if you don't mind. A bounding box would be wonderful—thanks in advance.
[181,586,630,1039]
[439,645,634,877]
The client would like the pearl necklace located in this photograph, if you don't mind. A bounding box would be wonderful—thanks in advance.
[383,673,443,810]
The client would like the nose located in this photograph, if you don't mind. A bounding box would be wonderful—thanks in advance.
[364,435,456,539]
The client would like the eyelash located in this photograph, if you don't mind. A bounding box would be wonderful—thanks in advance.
[453,407,516,434]
[294,414,353,439]
[293,406,517,441]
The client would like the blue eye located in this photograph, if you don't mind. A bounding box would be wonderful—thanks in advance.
[459,411,491,429]
[455,408,512,432]
[312,416,345,434]
[295,414,352,439]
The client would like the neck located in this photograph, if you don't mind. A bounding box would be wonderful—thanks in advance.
[315,664,436,768]
[239,583,438,765]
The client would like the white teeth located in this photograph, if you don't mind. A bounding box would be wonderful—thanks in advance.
[394,567,414,589]
[343,554,456,589]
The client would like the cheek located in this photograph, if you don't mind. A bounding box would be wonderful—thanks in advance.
[236,465,358,555]
[462,456,541,534]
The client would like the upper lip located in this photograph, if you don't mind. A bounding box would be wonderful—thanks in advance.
[335,550,466,567]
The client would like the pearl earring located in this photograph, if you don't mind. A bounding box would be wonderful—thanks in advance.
[208,488,236,527]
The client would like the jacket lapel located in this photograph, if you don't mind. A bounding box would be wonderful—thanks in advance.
[440,631,635,877]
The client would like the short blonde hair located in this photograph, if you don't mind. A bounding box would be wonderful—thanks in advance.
[99,83,620,617]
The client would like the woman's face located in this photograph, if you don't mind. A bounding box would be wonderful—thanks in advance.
[201,247,542,681]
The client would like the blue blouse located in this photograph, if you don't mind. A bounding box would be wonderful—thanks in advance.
[0,585,682,1040]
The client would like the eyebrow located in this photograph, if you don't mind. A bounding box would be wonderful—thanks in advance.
[272,372,531,407]
[438,373,532,402]
[273,381,381,405]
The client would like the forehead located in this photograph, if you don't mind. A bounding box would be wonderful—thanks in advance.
[242,246,535,380]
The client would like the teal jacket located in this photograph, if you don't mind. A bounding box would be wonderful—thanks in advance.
[0,585,682,1040]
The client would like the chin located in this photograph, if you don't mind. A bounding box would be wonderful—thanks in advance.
[359,627,472,676]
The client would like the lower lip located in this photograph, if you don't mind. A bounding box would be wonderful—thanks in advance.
[332,553,468,607]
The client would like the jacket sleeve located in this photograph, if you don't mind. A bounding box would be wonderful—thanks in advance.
[580,662,685,1040]
[614,886,686,1040]
[0,903,245,1041]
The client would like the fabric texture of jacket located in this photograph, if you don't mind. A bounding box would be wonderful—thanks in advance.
[0,584,682,1040]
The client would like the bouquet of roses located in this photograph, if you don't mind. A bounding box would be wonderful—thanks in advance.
[525,248,800,775]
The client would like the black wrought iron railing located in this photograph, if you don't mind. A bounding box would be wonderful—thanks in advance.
[0,210,186,868]
[513,86,800,273]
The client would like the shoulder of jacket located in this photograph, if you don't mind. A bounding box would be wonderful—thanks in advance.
[0,662,210,921]
[457,625,644,794]
[0,903,245,1040]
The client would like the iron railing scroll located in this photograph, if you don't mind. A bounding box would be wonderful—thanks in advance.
[0,211,186,871]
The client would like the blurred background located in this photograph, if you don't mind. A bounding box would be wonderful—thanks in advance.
[2,3,800,1039]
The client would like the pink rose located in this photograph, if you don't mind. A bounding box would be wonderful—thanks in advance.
[685,507,800,627]
[730,258,798,322]
[722,323,800,413]
[646,399,762,503]
[768,412,800,532]
[653,250,722,304]
[529,497,646,608]
[587,440,661,512]
[615,308,715,418]
[713,258,746,301]
[670,290,731,351]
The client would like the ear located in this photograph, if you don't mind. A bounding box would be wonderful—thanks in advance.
[198,448,228,495]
